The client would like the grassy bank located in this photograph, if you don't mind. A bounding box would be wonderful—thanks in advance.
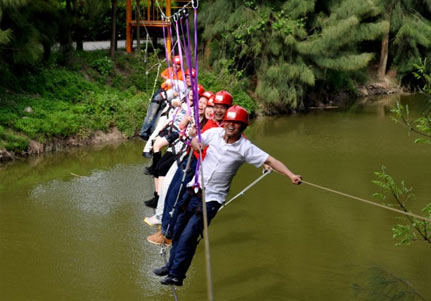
[0,50,160,157]
[0,50,257,159]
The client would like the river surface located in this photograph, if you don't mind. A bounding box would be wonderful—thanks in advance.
[1,94,430,300]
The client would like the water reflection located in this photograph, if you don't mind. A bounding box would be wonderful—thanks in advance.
[1,95,431,300]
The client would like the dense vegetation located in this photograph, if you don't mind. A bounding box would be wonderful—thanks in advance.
[1,0,431,156]
[0,50,158,153]
[199,0,431,111]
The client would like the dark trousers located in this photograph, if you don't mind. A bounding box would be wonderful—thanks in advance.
[161,156,197,238]
[166,192,221,280]
[139,89,165,139]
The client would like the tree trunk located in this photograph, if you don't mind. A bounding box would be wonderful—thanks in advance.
[378,12,391,80]
[70,0,83,51]
[60,0,73,61]
[110,0,118,57]
[378,31,389,79]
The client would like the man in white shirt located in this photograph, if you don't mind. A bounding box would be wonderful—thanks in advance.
[153,105,302,286]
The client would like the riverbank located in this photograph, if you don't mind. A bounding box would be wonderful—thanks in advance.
[0,50,405,163]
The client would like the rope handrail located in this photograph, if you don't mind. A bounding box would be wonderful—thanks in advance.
[219,169,273,211]
[301,180,431,222]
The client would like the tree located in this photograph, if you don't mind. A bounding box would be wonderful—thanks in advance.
[374,59,431,245]
[110,0,118,57]
[0,0,59,67]
[376,0,431,80]
[0,0,28,46]
[199,0,388,111]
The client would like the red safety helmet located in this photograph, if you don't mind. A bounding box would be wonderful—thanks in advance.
[224,105,249,125]
[201,91,214,100]
[173,55,181,65]
[213,90,233,107]
[206,95,215,107]
[184,68,196,78]
[197,84,205,96]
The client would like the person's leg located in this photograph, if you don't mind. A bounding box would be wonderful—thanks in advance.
[142,115,168,157]
[162,156,197,239]
[139,89,164,139]
[164,200,221,282]
[155,163,178,218]
[153,136,169,153]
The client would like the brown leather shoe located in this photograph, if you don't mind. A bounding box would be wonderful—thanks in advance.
[147,230,172,246]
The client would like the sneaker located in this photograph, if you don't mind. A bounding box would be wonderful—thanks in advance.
[144,215,161,227]
[144,166,155,176]
[144,196,158,209]
[161,275,183,286]
[147,230,172,246]
[153,266,169,277]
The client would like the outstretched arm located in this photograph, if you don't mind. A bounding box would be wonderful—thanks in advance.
[264,156,302,184]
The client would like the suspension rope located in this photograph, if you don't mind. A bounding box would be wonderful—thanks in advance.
[219,169,273,211]
[301,180,431,222]
[145,32,149,95]
[134,6,163,103]
[198,148,214,301]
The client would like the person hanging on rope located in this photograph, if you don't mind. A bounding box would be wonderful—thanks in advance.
[152,104,302,286]
[139,55,183,141]
[143,89,214,224]
[146,90,232,245]
[144,84,205,209]
[142,68,194,158]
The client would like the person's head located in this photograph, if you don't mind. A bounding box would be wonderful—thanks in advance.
[205,95,215,120]
[188,84,205,106]
[184,68,196,87]
[213,90,233,122]
[172,55,181,67]
[223,105,249,140]
[199,91,214,116]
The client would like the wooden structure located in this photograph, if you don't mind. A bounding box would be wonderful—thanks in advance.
[126,0,189,55]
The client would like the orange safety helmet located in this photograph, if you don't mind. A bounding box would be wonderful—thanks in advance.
[224,105,249,125]
[213,90,233,107]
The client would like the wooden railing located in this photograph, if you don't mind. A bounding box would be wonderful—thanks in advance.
[126,0,190,53]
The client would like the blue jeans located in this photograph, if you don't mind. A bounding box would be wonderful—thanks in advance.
[166,192,221,280]
[161,155,197,239]
[139,89,165,139]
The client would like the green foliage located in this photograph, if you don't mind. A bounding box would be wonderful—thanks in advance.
[413,58,431,96]
[373,166,431,245]
[0,125,29,152]
[198,68,258,115]
[0,50,159,155]
[391,101,431,144]
[0,0,59,67]
[200,0,388,111]
[390,59,431,144]
[91,56,114,77]
[378,0,431,80]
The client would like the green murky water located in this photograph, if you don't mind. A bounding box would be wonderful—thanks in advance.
[1,94,430,300]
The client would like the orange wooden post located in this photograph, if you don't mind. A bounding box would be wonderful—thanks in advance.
[166,0,172,60]
[126,0,132,53]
